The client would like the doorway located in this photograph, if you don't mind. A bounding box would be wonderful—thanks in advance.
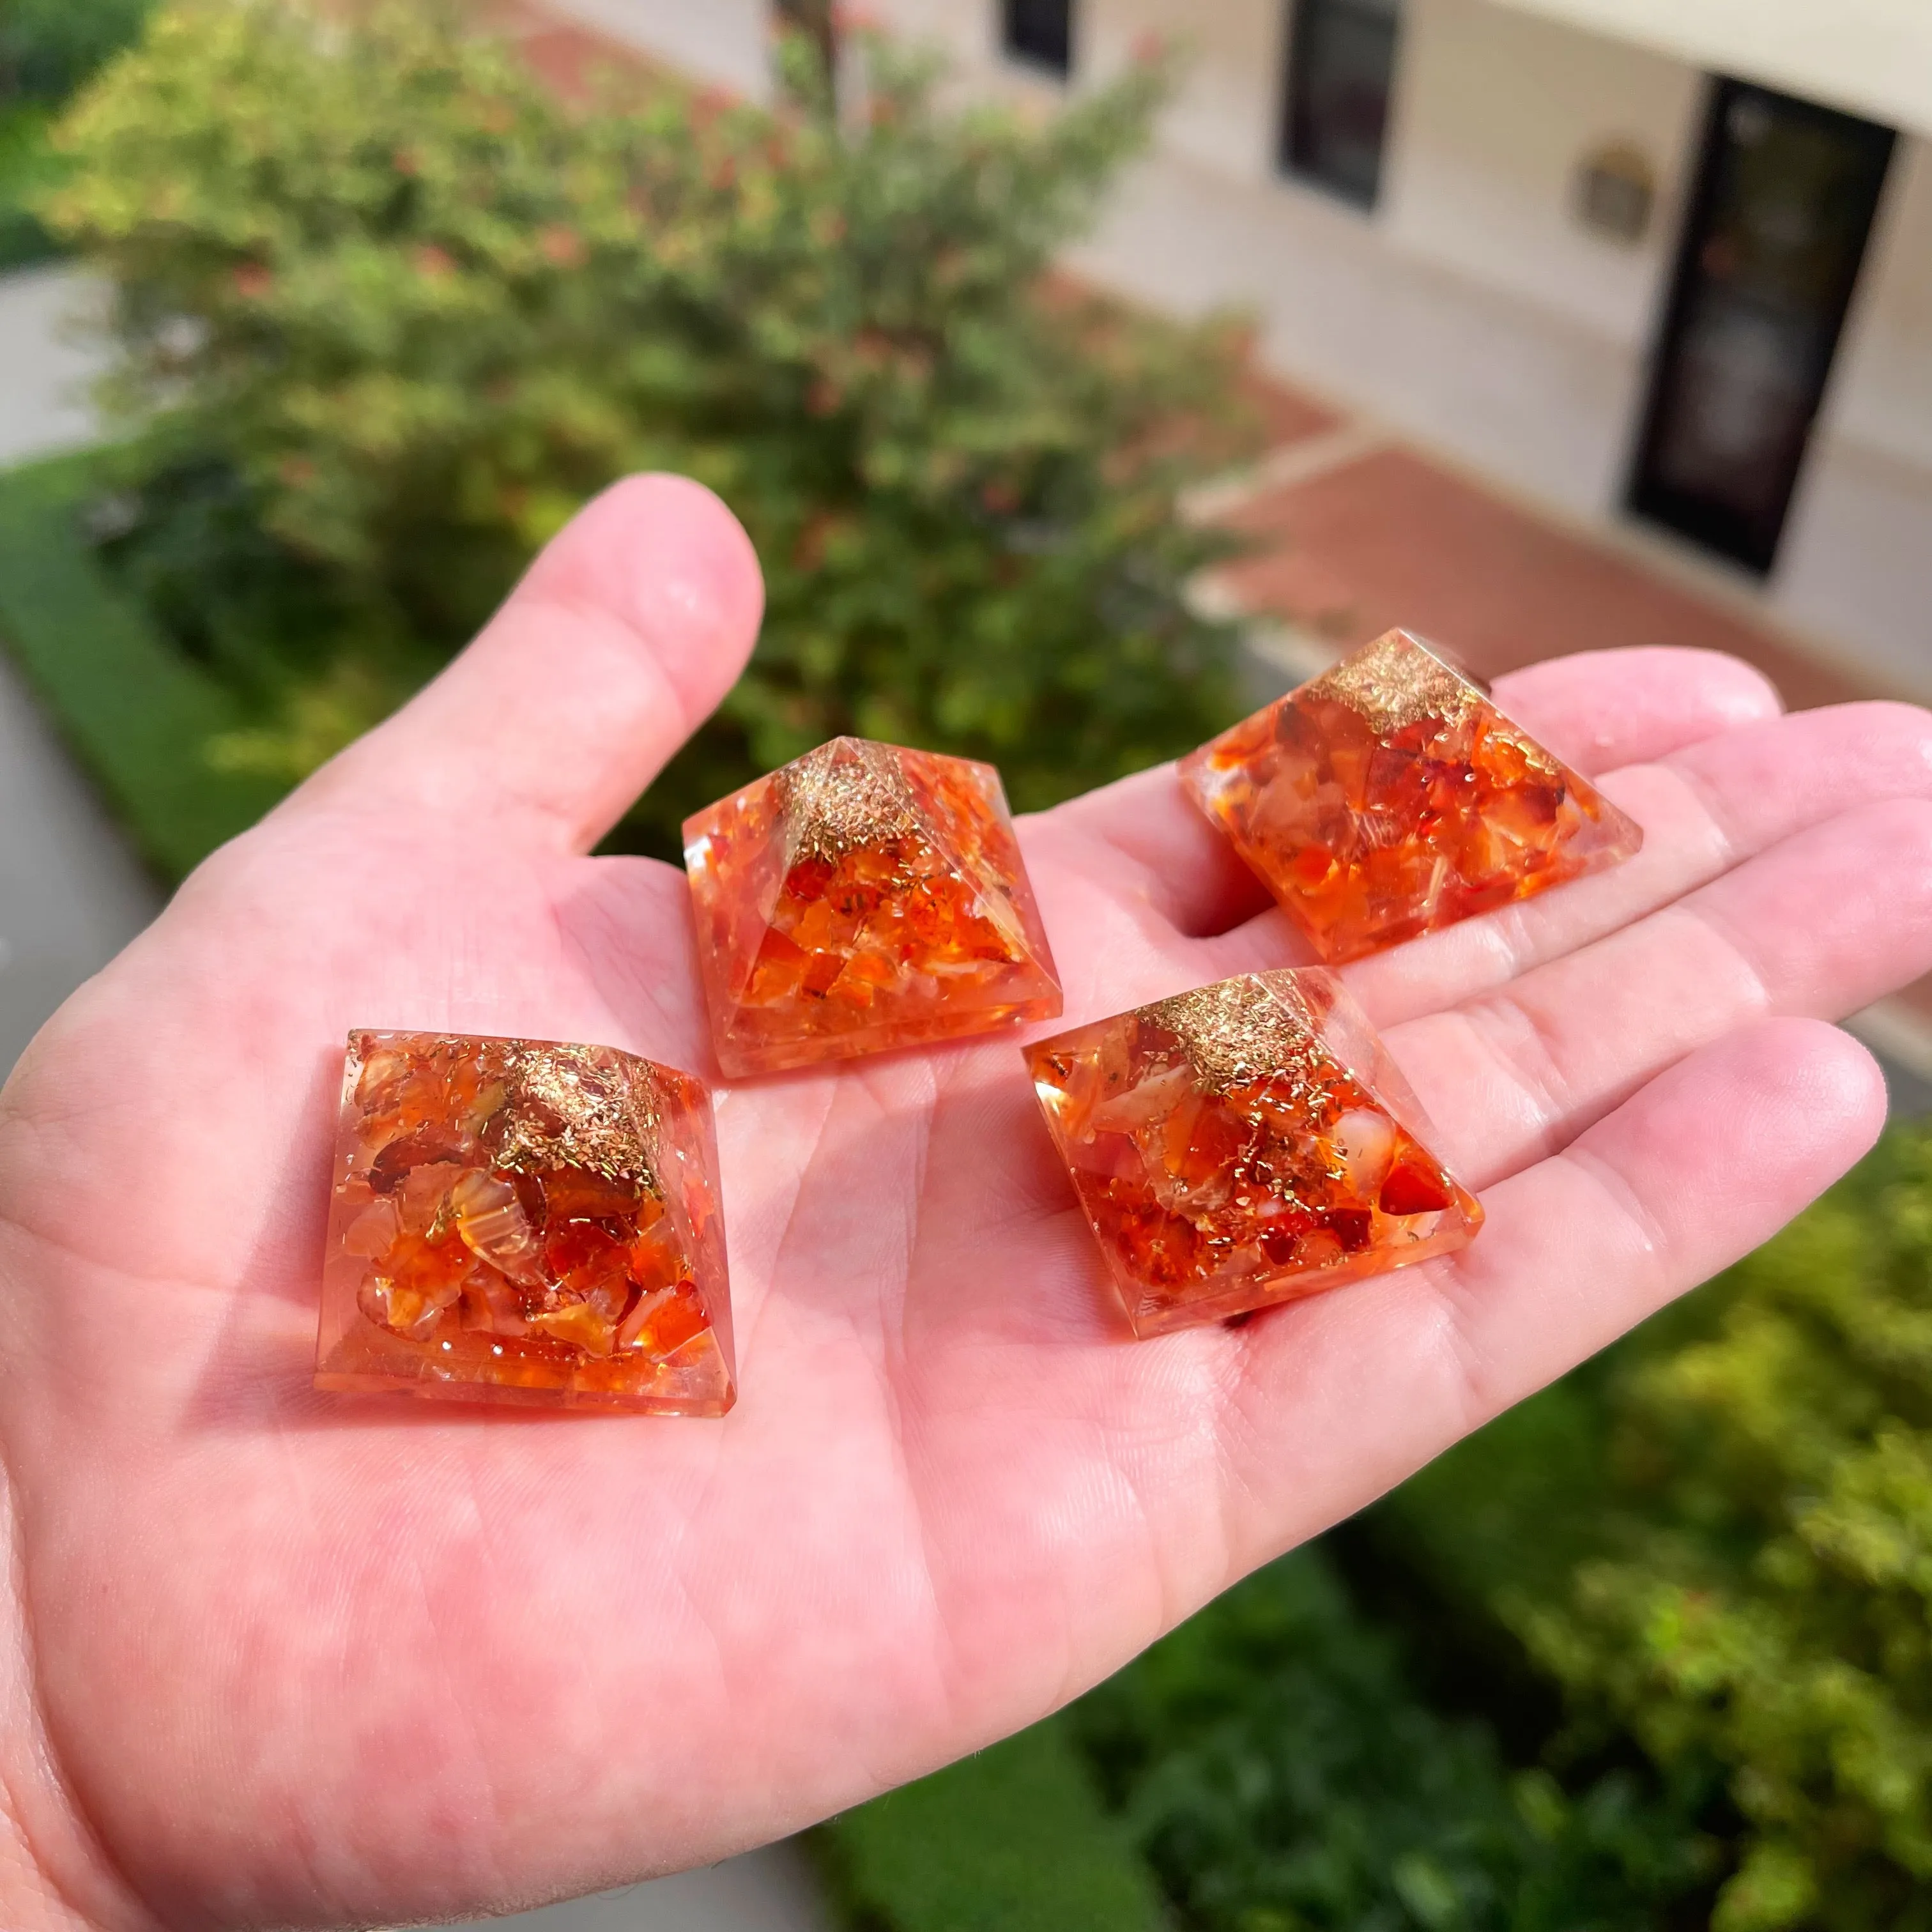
[1629,78,1895,576]
[1279,0,1404,211]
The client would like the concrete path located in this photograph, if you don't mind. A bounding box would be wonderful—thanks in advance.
[0,264,103,467]
[441,1844,831,1932]
[0,646,157,1075]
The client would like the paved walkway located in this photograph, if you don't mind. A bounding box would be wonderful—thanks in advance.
[0,264,103,467]
[441,1843,830,1932]
[0,647,157,1075]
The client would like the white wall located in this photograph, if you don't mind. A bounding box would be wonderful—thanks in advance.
[1039,0,1706,518]
[1066,137,1650,512]
[1779,136,1932,692]
[1070,0,1285,181]
[1384,0,1702,351]
[544,0,773,100]
[866,0,1707,514]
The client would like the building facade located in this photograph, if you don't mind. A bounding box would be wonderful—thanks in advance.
[553,0,1932,697]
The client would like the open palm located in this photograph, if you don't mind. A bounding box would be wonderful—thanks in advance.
[2,477,1929,1932]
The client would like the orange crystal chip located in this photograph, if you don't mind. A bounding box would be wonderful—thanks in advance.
[1026,969,1481,1336]
[684,736,1061,1076]
[1180,630,1642,963]
[315,1031,735,1413]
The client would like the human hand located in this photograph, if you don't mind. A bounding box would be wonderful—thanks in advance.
[1,477,1928,1930]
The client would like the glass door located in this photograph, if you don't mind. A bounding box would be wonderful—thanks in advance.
[1629,79,1894,575]
[1280,0,1402,211]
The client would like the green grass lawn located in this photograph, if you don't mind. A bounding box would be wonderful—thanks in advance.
[0,451,288,882]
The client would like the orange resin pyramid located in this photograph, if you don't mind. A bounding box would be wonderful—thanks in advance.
[1027,970,1480,1336]
[1181,630,1642,963]
[316,1031,734,1413]
[684,737,1061,1077]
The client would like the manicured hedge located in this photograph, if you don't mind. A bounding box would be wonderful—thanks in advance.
[1077,1544,1711,1932]
[1379,1123,1932,1932]
[0,452,285,880]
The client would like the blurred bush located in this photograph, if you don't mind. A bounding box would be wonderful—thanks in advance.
[1,0,152,102]
[0,0,151,268]
[1374,1123,1932,1932]
[821,1718,1167,1932]
[1506,1124,1932,1932]
[1065,1129,1932,1931]
[40,0,1250,850]
[1075,1545,1713,1931]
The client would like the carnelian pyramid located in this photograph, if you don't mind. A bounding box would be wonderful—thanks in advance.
[684,737,1061,1076]
[1027,970,1480,1336]
[1181,630,1642,962]
[315,1031,734,1413]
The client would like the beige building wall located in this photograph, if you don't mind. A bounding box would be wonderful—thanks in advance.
[550,0,773,97]
[1779,141,1932,692]
[555,0,1932,694]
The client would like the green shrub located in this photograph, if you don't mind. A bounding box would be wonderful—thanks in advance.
[1498,1124,1932,1932]
[1073,1545,1712,1931]
[0,0,151,268]
[819,1720,1166,1932]
[1,0,153,105]
[42,0,1250,850]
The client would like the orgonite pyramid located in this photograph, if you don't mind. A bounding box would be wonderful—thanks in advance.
[1027,970,1481,1335]
[1181,630,1642,962]
[316,1031,733,1413]
[684,737,1061,1076]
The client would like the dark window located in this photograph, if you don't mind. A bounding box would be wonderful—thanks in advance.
[1629,79,1895,574]
[1280,0,1402,210]
[1004,0,1073,79]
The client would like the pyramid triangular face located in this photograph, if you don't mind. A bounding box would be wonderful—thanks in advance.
[1181,629,1643,962]
[684,737,1061,1075]
[1027,970,1481,1336]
